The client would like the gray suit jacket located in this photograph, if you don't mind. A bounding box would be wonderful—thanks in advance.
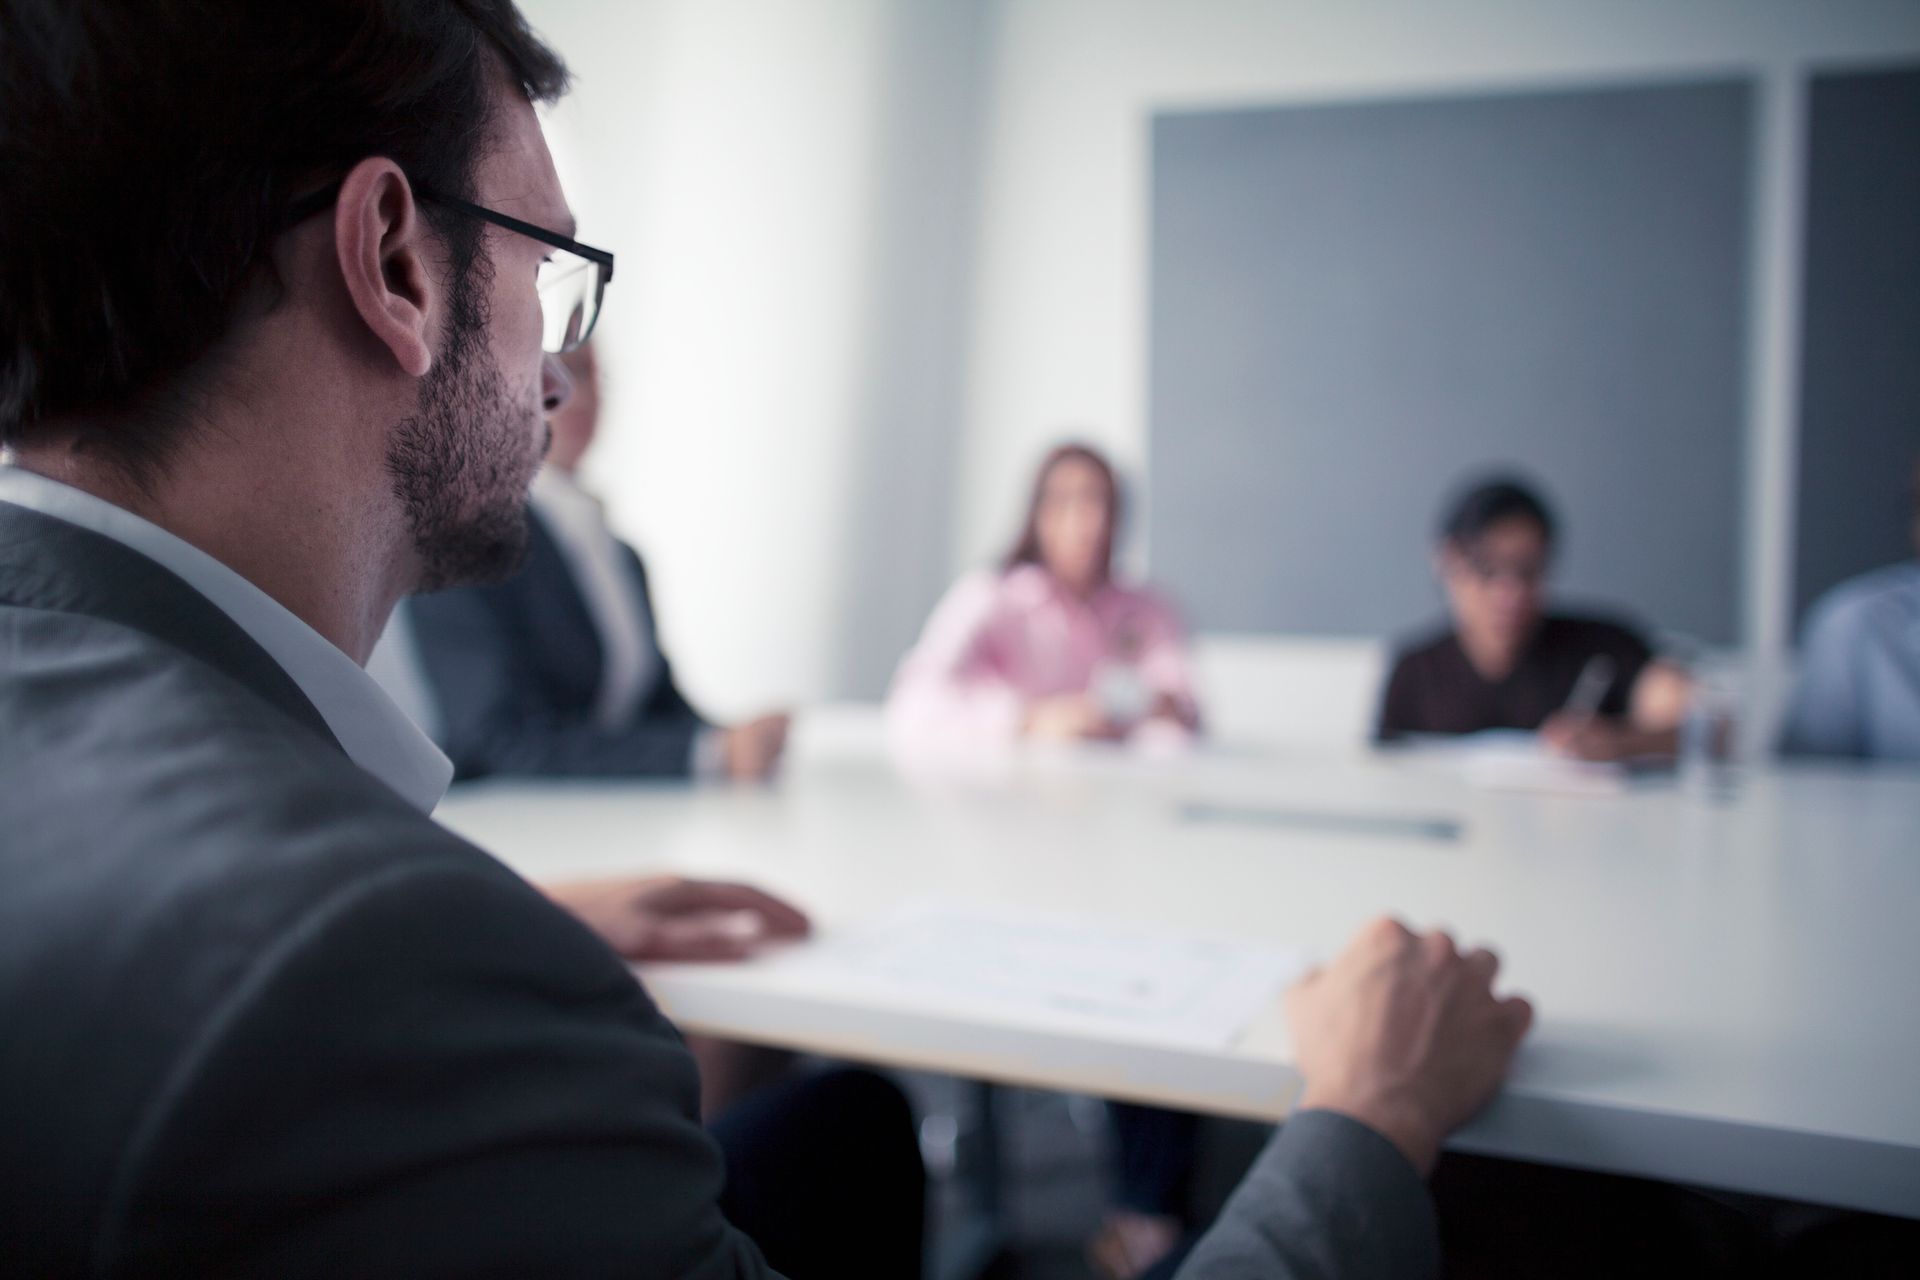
[0,497,1438,1278]
[1177,1111,1439,1279]
[0,502,773,1277]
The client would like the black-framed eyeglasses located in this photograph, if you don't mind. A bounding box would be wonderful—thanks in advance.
[285,182,613,355]
[1462,550,1549,587]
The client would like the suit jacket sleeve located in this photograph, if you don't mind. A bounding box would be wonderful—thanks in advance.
[100,857,778,1279]
[411,563,711,781]
[1175,1110,1439,1280]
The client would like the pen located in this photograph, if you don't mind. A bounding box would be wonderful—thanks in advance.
[1563,654,1616,719]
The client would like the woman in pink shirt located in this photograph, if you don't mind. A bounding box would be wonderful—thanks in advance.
[889,442,1201,753]
[888,443,1203,1278]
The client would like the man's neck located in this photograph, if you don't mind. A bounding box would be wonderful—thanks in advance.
[9,442,412,665]
[1457,628,1523,683]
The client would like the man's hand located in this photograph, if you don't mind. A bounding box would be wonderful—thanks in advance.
[1540,711,1627,761]
[1288,917,1533,1177]
[1024,693,1116,742]
[722,712,790,781]
[544,876,811,962]
[1541,712,1676,762]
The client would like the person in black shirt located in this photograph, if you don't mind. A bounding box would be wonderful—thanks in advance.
[1376,476,1692,760]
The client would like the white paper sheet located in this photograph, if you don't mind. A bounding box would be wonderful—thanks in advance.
[1402,729,1628,795]
[765,902,1312,1051]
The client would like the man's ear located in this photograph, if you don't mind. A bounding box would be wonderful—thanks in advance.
[333,158,437,379]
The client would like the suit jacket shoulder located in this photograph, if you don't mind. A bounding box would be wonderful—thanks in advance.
[0,514,774,1277]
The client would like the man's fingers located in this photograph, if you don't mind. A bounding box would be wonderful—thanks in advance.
[646,917,759,962]
[1357,916,1416,955]
[644,879,812,936]
[684,882,812,936]
[1461,946,1500,986]
[631,876,699,909]
[1499,994,1535,1041]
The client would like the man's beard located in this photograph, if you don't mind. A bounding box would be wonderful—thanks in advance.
[386,266,541,594]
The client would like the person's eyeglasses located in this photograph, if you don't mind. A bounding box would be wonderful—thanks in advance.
[1462,552,1548,587]
[284,182,614,355]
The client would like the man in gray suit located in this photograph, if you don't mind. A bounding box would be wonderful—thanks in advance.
[0,3,1529,1277]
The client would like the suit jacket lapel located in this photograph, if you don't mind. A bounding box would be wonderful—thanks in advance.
[0,503,343,752]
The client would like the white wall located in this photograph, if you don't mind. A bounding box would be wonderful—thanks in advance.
[521,0,986,713]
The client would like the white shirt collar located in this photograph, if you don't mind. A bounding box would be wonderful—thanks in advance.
[0,465,453,813]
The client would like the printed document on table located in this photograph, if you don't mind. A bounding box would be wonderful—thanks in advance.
[764,902,1312,1051]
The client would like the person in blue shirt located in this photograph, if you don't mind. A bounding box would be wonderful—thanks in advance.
[1782,459,1920,761]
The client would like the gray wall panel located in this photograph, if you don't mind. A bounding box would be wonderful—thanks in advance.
[1149,81,1753,643]
[1794,67,1920,623]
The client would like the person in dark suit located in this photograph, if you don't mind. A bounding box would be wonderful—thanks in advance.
[1375,475,1694,761]
[395,338,790,783]
[0,4,1535,1277]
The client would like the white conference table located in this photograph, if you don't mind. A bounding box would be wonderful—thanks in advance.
[436,710,1920,1219]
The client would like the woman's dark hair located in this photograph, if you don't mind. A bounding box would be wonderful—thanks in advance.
[0,0,569,477]
[1438,474,1558,549]
[1003,442,1122,580]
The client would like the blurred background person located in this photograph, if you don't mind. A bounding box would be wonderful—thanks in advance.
[1781,455,1920,761]
[889,441,1201,1279]
[1375,474,1693,761]
[888,441,1200,753]
[383,339,789,783]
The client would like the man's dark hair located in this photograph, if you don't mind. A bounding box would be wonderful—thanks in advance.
[0,1,569,479]
[1438,474,1558,549]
